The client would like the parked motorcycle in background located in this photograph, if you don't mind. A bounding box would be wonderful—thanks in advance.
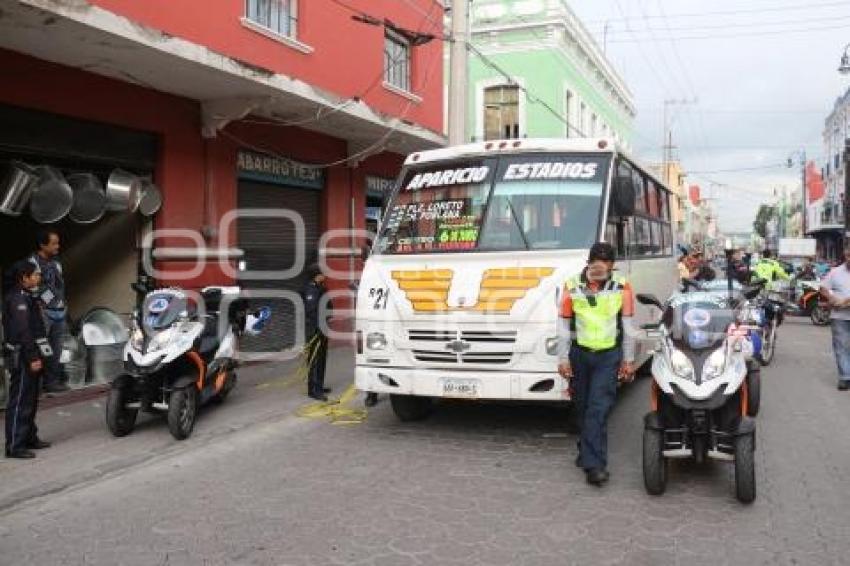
[786,276,831,326]
[106,285,270,440]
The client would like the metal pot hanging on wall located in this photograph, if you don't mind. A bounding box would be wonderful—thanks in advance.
[67,173,107,224]
[0,161,38,216]
[138,179,162,217]
[105,169,142,212]
[30,166,73,224]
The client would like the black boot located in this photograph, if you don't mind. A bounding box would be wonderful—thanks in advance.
[586,468,610,486]
[27,438,51,450]
[6,449,36,459]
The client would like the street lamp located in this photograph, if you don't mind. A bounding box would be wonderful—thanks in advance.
[840,42,850,74]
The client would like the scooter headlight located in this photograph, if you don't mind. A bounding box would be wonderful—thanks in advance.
[670,349,695,380]
[703,348,727,381]
[130,328,144,351]
[147,328,175,353]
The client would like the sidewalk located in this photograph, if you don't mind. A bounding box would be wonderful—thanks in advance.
[0,345,357,513]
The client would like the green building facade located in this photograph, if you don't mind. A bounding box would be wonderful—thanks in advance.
[467,0,635,146]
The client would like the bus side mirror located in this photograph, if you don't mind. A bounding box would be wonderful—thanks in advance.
[611,175,636,217]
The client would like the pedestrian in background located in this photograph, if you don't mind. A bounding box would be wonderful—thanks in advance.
[557,242,636,487]
[29,229,69,394]
[302,263,332,402]
[4,261,52,458]
[820,244,850,391]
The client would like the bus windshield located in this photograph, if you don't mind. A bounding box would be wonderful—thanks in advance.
[375,153,610,255]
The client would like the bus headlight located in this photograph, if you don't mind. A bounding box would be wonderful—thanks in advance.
[545,337,560,356]
[366,332,388,350]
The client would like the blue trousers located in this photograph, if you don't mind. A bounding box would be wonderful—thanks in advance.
[4,360,41,453]
[569,346,621,471]
[44,317,65,387]
[832,319,850,384]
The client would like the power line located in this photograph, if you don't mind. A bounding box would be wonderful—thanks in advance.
[220,14,445,169]
[466,42,587,138]
[487,10,618,137]
[581,0,850,24]
[246,0,442,131]
[650,0,713,170]
[607,21,850,42]
[593,12,850,37]
[689,164,788,174]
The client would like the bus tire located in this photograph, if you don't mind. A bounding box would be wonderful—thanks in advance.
[390,394,432,422]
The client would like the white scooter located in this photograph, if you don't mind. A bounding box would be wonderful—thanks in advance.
[637,282,761,504]
[106,286,269,440]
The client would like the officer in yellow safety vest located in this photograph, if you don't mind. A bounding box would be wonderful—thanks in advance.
[557,242,636,486]
[752,249,790,290]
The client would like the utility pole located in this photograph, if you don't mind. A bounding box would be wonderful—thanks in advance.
[800,149,807,237]
[603,21,611,55]
[661,98,697,187]
[447,0,470,146]
[788,149,808,236]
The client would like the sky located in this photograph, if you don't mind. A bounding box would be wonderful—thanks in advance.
[568,0,850,232]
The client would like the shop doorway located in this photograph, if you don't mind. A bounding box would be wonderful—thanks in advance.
[237,180,321,352]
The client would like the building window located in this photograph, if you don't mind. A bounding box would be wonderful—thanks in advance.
[385,30,411,92]
[591,113,598,136]
[484,85,520,140]
[565,90,574,137]
[579,102,587,136]
[246,0,298,38]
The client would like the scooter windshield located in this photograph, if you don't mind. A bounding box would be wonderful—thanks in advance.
[143,293,189,330]
[663,294,735,351]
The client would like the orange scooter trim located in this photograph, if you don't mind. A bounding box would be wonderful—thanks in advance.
[186,351,206,391]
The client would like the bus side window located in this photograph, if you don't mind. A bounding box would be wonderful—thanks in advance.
[632,170,647,214]
[605,222,619,257]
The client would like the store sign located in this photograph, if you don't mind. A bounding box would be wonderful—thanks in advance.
[366,176,395,199]
[237,150,324,190]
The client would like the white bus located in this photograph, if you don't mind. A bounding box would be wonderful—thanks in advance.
[355,138,678,421]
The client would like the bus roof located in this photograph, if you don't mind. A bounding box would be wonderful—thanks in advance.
[405,138,622,166]
[403,138,667,190]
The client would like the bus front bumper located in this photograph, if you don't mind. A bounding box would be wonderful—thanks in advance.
[356,366,569,401]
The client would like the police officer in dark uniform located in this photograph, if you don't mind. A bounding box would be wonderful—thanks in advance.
[30,229,70,393]
[302,264,332,401]
[4,261,53,458]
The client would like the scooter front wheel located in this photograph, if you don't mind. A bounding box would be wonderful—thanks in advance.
[167,387,198,440]
[759,320,777,366]
[745,367,761,417]
[734,432,756,504]
[106,383,138,437]
[643,425,667,495]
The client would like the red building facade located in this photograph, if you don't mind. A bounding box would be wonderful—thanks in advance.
[0,0,445,351]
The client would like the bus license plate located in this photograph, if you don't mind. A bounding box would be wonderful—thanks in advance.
[442,378,480,398]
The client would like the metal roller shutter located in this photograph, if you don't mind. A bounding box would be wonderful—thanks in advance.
[237,181,321,352]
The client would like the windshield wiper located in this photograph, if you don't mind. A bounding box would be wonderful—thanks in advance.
[505,198,531,251]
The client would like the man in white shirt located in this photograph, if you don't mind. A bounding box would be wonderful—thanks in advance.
[820,243,850,390]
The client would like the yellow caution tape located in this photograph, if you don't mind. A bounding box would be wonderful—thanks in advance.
[295,383,368,425]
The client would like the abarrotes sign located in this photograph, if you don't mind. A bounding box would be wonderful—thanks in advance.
[237,150,325,190]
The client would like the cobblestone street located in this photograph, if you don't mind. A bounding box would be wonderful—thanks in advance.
[1,320,848,565]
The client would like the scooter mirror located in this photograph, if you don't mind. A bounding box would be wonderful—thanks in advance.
[636,293,664,310]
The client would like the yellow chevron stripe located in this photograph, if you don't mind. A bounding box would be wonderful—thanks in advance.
[483,267,555,279]
[391,270,453,280]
